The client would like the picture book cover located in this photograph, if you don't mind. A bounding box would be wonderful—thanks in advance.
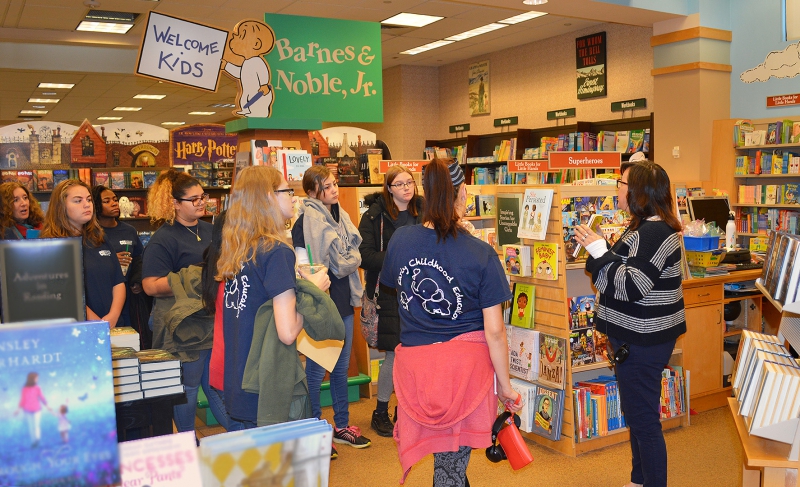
[464,193,478,217]
[517,188,554,240]
[507,378,536,433]
[129,171,145,189]
[568,294,596,330]
[508,327,539,382]
[53,170,70,186]
[119,431,202,486]
[497,194,522,247]
[531,384,565,441]
[36,170,54,191]
[502,244,530,277]
[127,197,147,218]
[0,320,121,487]
[17,171,35,192]
[205,197,219,216]
[538,333,566,390]
[510,282,535,328]
[570,327,595,366]
[280,150,312,183]
[111,172,125,190]
[93,171,110,188]
[477,194,496,216]
[593,329,610,363]
[1,170,19,183]
[337,156,360,184]
[143,171,159,188]
[532,242,558,281]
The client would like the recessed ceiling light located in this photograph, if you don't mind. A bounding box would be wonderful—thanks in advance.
[98,116,123,120]
[522,0,548,5]
[114,106,142,111]
[445,23,508,41]
[20,110,48,115]
[189,111,215,116]
[28,98,60,103]
[401,40,455,55]
[134,94,166,99]
[38,83,74,89]
[161,122,185,126]
[76,10,138,34]
[381,13,442,28]
[499,11,548,24]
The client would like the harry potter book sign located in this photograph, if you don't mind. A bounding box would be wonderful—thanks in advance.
[576,32,607,100]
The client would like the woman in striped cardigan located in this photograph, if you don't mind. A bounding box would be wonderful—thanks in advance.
[579,158,686,487]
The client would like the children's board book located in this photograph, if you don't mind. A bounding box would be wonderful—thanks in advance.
[510,282,535,328]
[532,242,558,281]
[198,418,332,487]
[538,332,567,390]
[279,149,312,183]
[509,327,539,382]
[502,244,531,277]
[518,188,554,240]
[0,320,121,487]
[531,383,565,441]
[118,431,202,486]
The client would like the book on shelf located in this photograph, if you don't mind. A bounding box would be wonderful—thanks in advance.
[198,418,332,487]
[532,242,558,281]
[110,326,140,351]
[141,376,182,390]
[530,383,565,441]
[136,349,181,372]
[111,171,126,189]
[506,378,536,433]
[141,368,182,381]
[113,365,140,378]
[570,327,595,367]
[502,244,531,277]
[497,194,522,247]
[127,196,147,218]
[464,192,478,217]
[538,333,566,390]
[0,320,121,487]
[35,169,53,191]
[749,361,800,433]
[118,431,203,486]
[568,294,597,330]
[509,282,535,328]
[112,346,139,368]
[736,345,793,417]
[476,194,496,216]
[508,327,539,382]
[114,382,142,395]
[279,149,312,183]
[143,384,185,399]
[143,171,159,188]
[517,188,554,240]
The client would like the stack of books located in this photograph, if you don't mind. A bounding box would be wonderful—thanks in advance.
[112,348,184,403]
[760,231,800,306]
[110,326,140,351]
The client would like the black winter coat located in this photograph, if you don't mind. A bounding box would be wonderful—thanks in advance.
[358,192,424,351]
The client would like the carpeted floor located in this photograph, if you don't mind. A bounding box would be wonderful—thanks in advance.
[197,396,745,487]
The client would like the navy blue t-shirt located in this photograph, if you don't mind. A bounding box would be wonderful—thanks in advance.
[222,243,296,422]
[102,222,144,328]
[291,210,354,319]
[380,226,512,346]
[142,220,212,278]
[84,238,126,320]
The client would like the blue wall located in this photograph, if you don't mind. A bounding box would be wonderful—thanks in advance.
[731,0,800,118]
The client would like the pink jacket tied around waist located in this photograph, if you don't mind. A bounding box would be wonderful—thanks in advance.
[393,330,497,484]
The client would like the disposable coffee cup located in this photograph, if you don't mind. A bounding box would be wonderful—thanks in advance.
[298,264,326,275]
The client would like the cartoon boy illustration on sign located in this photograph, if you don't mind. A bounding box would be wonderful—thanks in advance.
[222,20,276,118]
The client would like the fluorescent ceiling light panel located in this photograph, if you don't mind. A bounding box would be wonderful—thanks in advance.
[134,94,166,99]
[98,117,123,120]
[499,11,548,24]
[20,110,48,115]
[446,23,508,41]
[188,111,215,115]
[381,13,442,28]
[114,106,142,111]
[38,83,74,89]
[28,98,59,103]
[522,0,548,5]
[401,40,454,55]
[161,122,185,126]
[32,105,46,109]
[77,10,137,34]
[76,21,133,34]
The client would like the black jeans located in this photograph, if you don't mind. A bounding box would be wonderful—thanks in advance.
[610,336,676,487]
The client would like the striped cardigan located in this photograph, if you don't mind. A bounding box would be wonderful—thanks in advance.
[585,220,686,346]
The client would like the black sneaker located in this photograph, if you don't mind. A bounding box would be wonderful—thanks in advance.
[371,410,394,437]
[333,426,371,448]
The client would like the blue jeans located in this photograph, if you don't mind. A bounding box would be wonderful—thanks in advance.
[611,336,676,487]
[306,313,353,428]
[173,349,231,433]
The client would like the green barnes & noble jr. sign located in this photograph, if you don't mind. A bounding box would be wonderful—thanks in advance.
[264,13,383,123]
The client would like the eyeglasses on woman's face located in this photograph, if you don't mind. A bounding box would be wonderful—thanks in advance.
[390,181,415,189]
[177,193,210,206]
[616,179,628,189]
[275,188,295,196]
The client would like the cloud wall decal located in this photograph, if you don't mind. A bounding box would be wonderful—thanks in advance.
[740,41,800,83]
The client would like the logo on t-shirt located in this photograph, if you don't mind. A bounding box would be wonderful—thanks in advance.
[398,260,464,320]
[224,275,250,319]
[99,250,111,257]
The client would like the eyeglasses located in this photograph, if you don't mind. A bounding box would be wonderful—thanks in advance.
[616,180,628,189]
[390,181,415,189]
[177,193,210,206]
[275,188,295,196]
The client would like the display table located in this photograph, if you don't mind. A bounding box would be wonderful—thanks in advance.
[728,398,799,487]
[115,394,182,442]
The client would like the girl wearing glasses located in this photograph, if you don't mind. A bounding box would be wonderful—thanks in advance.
[292,165,371,453]
[357,164,423,438]
[142,169,230,435]
[42,180,126,328]
[210,166,331,428]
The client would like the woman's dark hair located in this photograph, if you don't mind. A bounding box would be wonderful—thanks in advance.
[91,185,115,221]
[302,165,332,199]
[422,158,464,242]
[622,161,682,232]
[382,165,420,220]
[202,211,227,315]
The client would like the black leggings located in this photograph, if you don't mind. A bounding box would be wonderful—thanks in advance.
[433,446,471,487]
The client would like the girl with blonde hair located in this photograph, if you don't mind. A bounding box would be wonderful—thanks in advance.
[0,181,45,239]
[216,166,329,428]
[42,179,125,326]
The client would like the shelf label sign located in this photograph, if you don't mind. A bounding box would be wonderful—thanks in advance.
[548,151,621,169]
[379,159,430,173]
[494,116,518,127]
[136,12,228,92]
[508,159,546,173]
[547,108,575,120]
[767,93,800,107]
[449,123,471,133]
[611,98,646,112]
